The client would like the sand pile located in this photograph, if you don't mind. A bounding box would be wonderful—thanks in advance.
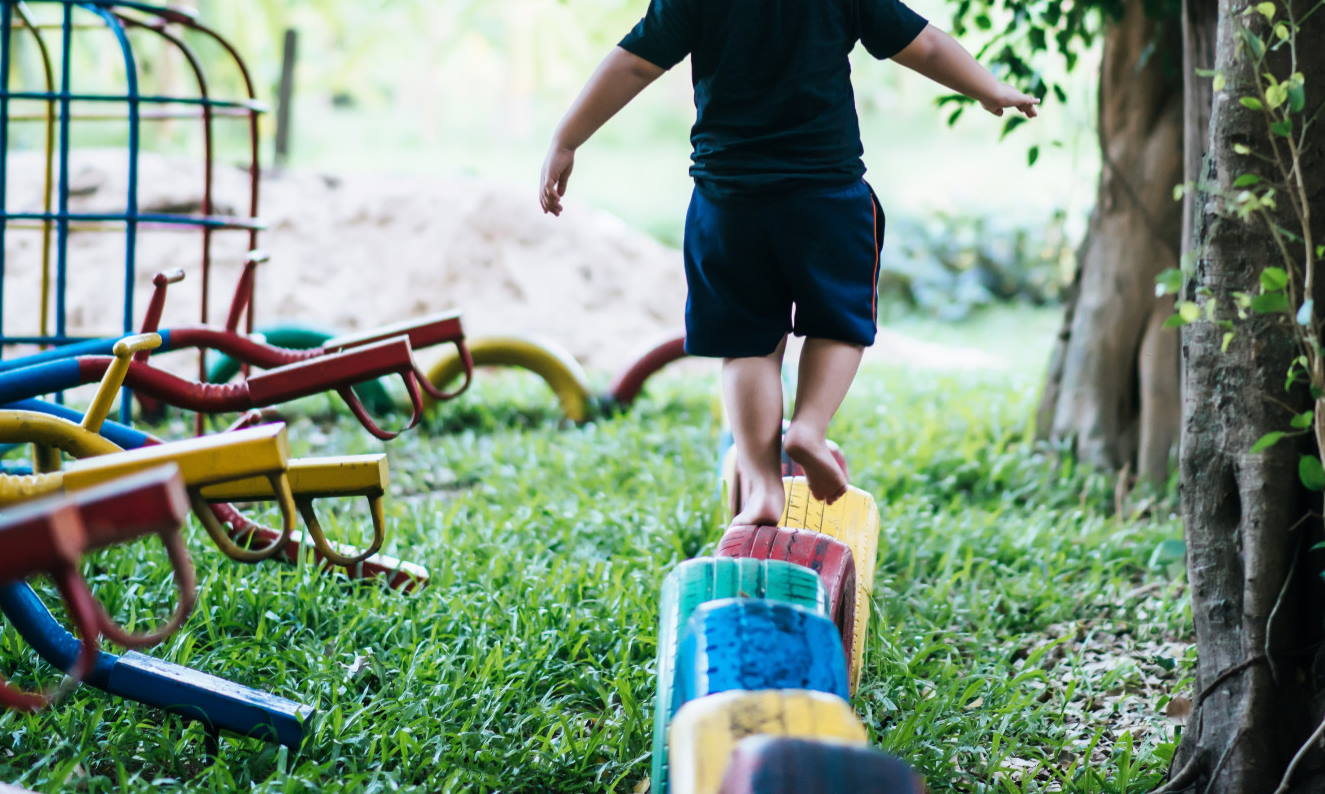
[1,150,687,373]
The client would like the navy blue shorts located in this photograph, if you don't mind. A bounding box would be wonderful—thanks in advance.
[682,179,884,358]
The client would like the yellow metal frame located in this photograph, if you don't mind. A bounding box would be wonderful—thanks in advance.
[0,419,299,562]
[198,455,388,566]
[79,333,161,433]
[668,689,867,794]
[425,334,592,423]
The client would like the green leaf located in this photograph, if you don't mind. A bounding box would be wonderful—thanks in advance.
[1155,268,1184,296]
[1257,2,1277,20]
[1271,118,1293,137]
[1260,266,1289,291]
[1000,115,1027,140]
[1178,301,1202,323]
[1292,410,1315,429]
[1234,143,1252,155]
[1274,22,1290,40]
[1301,455,1325,491]
[1221,331,1235,352]
[1214,72,1227,92]
[1240,27,1268,59]
[1234,173,1262,188]
[1267,83,1288,109]
[1298,299,1314,325]
[1173,183,1186,201]
[1027,145,1040,166]
[1252,431,1287,453]
[1251,292,1290,313]
[1289,81,1306,113]
[1241,96,1265,111]
[1163,314,1188,329]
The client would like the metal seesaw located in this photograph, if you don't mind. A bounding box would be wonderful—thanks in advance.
[0,465,312,747]
[0,332,430,441]
[1,336,426,588]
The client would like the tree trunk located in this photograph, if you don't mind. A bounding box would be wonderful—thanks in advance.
[1036,0,1184,483]
[1169,0,1325,790]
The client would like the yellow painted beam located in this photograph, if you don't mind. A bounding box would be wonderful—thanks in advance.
[59,424,290,493]
[198,454,386,501]
[668,689,867,794]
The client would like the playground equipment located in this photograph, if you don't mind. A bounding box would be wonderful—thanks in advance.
[425,330,692,423]
[647,396,923,793]
[0,331,431,440]
[717,737,926,794]
[427,334,593,422]
[716,526,856,680]
[668,690,868,794]
[1,398,424,585]
[651,558,829,794]
[673,599,850,706]
[0,440,316,745]
[0,0,268,402]
[0,464,191,710]
[0,326,425,584]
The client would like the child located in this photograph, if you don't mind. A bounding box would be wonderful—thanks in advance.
[540,0,1038,526]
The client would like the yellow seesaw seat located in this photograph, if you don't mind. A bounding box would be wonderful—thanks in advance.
[200,454,390,567]
[0,422,291,503]
[668,689,868,794]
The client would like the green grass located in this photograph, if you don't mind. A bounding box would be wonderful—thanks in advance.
[0,309,1190,792]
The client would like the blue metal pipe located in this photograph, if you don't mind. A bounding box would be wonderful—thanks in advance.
[3,211,264,228]
[0,582,313,747]
[0,358,81,404]
[4,90,265,110]
[4,398,151,448]
[0,329,183,373]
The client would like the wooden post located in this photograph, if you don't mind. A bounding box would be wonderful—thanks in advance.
[274,28,297,169]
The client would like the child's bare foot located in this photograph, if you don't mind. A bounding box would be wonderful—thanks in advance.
[784,422,848,504]
[731,469,786,527]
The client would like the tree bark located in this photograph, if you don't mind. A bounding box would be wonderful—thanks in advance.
[1171,1,1325,790]
[1036,0,1184,483]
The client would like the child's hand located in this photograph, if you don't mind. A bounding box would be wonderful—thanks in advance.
[540,145,575,216]
[981,85,1040,119]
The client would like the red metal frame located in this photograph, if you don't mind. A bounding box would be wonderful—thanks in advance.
[0,465,195,711]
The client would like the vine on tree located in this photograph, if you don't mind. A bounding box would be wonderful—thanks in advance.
[1163,1,1324,501]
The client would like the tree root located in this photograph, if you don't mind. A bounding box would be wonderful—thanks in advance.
[1276,712,1325,794]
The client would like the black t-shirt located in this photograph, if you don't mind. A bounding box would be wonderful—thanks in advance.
[619,0,928,196]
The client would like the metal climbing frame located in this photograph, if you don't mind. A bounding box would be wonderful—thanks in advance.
[0,0,267,420]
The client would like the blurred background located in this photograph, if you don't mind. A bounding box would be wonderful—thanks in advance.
[2,0,1104,366]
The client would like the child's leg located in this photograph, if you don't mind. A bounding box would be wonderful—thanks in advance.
[725,337,788,526]
[785,337,863,503]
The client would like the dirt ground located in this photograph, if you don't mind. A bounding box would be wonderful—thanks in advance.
[2,149,1001,377]
[2,149,686,375]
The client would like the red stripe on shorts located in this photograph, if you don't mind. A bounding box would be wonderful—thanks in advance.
[869,194,880,322]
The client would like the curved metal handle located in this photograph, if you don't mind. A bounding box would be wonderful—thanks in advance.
[84,334,164,433]
[191,470,295,562]
[90,530,196,649]
[337,371,422,441]
[294,492,386,567]
[417,340,474,401]
[0,566,100,712]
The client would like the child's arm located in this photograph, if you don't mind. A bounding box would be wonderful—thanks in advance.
[892,26,1039,119]
[540,48,666,216]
